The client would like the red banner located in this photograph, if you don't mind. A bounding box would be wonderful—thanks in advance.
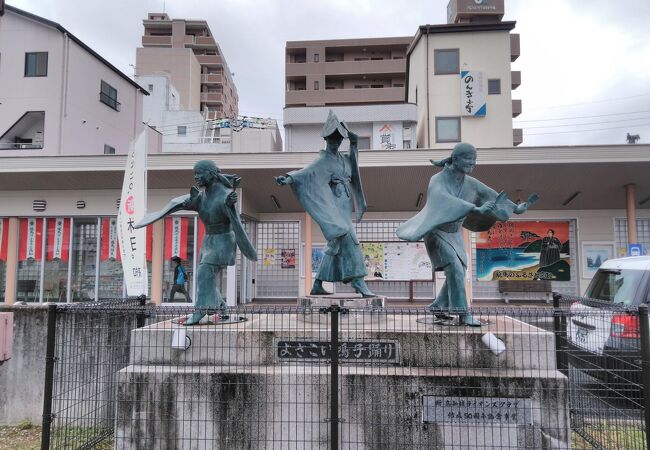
[0,218,8,261]
[146,224,153,262]
[101,217,120,261]
[46,218,71,261]
[164,217,189,260]
[19,218,44,261]
[197,219,205,259]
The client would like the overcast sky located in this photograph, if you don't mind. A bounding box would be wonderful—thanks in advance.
[9,0,650,147]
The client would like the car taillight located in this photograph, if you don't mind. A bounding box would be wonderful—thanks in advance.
[610,314,640,339]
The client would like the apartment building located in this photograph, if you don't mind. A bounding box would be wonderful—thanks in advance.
[0,5,155,156]
[407,0,522,148]
[137,13,238,120]
[284,37,416,152]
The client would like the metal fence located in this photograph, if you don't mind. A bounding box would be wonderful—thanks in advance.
[41,297,650,449]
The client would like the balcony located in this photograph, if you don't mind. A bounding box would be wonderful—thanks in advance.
[513,128,523,146]
[99,92,121,111]
[201,92,224,103]
[286,58,406,77]
[0,111,45,150]
[202,74,224,84]
[195,36,216,47]
[510,34,520,62]
[142,35,172,46]
[511,71,521,90]
[195,55,223,66]
[286,87,404,106]
[512,99,522,118]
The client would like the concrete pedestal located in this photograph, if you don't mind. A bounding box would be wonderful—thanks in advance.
[115,312,570,449]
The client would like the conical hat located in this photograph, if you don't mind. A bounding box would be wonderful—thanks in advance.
[320,110,349,138]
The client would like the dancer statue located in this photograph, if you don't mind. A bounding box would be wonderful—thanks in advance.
[275,110,375,297]
[136,160,257,325]
[397,143,538,326]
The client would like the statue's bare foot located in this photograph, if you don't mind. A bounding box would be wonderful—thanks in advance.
[310,280,332,295]
[460,314,482,327]
[184,311,205,326]
[351,278,377,298]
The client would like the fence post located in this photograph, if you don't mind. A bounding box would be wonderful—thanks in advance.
[553,293,568,376]
[329,305,340,450]
[136,294,147,328]
[638,303,650,450]
[41,303,58,450]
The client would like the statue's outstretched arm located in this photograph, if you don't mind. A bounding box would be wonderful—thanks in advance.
[134,191,195,229]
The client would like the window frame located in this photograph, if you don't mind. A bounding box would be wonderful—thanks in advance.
[99,80,120,111]
[177,126,187,136]
[435,116,461,143]
[24,52,48,77]
[433,49,459,75]
[103,144,116,155]
[488,78,501,95]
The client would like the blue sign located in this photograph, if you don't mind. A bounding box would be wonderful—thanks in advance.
[628,244,644,257]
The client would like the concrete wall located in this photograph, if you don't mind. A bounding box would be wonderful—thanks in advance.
[136,47,201,111]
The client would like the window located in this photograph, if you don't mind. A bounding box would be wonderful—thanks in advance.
[178,126,187,136]
[354,84,369,89]
[434,49,459,75]
[358,137,371,150]
[370,84,384,88]
[313,54,319,63]
[99,81,120,111]
[314,81,319,90]
[25,52,48,77]
[103,144,115,155]
[488,79,501,95]
[435,117,461,143]
[148,84,154,92]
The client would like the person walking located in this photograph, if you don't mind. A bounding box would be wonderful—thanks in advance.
[169,256,192,303]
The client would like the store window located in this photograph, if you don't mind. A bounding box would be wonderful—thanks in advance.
[43,218,71,302]
[162,216,195,303]
[70,218,98,302]
[0,218,9,302]
[16,218,44,302]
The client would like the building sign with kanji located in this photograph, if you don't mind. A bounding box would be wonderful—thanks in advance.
[372,122,403,150]
[275,340,399,364]
[460,70,486,117]
[422,396,533,425]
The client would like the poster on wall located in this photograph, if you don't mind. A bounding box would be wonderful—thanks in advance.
[281,249,296,269]
[263,248,277,266]
[581,242,614,279]
[476,221,571,281]
[460,70,486,117]
[361,243,385,280]
[383,242,432,280]
[311,246,325,273]
[372,122,403,150]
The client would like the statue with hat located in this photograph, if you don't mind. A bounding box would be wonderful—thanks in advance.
[136,160,257,325]
[275,110,375,297]
[396,143,539,326]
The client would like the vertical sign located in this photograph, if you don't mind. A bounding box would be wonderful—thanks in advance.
[460,71,486,117]
[19,218,43,260]
[46,218,70,261]
[372,122,403,150]
[0,218,7,261]
[117,130,148,297]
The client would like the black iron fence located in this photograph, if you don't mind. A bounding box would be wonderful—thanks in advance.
[40,297,649,449]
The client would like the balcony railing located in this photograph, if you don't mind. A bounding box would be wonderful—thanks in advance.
[100,92,121,111]
[0,142,43,150]
[201,74,224,84]
[286,58,406,77]
[142,35,172,46]
[286,86,404,106]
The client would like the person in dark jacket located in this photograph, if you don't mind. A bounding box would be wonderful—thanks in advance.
[169,256,191,303]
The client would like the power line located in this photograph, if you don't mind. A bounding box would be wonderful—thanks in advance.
[515,109,650,123]
[522,115,650,130]
[524,123,650,136]
[524,93,650,111]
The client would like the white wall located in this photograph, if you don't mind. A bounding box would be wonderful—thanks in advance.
[0,10,145,157]
[409,30,514,149]
[137,75,181,126]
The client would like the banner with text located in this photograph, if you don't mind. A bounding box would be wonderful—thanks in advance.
[0,218,8,261]
[19,218,43,261]
[372,122,403,150]
[46,218,70,261]
[460,71,486,117]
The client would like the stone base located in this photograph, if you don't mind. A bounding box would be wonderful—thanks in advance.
[298,293,386,309]
[116,313,569,449]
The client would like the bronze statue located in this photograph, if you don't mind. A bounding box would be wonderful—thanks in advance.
[137,160,257,325]
[275,110,375,297]
[397,143,538,326]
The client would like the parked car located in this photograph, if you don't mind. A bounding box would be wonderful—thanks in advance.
[566,256,650,392]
